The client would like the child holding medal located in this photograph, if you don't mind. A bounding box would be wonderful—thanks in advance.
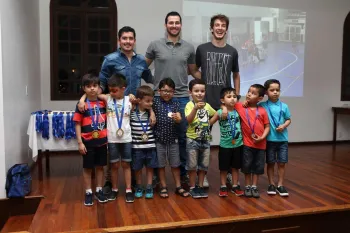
[235,84,270,198]
[78,73,135,203]
[73,74,108,206]
[153,78,189,198]
[259,79,291,197]
[130,85,158,199]
[209,87,244,197]
[185,79,216,199]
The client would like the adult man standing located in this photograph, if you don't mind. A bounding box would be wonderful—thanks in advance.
[99,26,152,95]
[195,14,241,187]
[145,11,201,182]
[196,14,241,110]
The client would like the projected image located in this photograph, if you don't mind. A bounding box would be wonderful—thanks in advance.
[182,1,305,97]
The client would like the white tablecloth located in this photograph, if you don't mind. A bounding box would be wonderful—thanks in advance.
[27,111,78,162]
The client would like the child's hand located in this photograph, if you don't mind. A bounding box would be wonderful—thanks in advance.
[253,134,263,143]
[78,142,87,155]
[172,112,181,123]
[195,102,206,110]
[150,111,156,127]
[77,101,86,112]
[221,105,228,120]
[242,100,249,108]
[129,94,137,104]
[276,125,285,132]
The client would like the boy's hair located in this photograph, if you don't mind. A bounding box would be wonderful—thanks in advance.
[210,14,229,30]
[159,78,175,90]
[189,79,206,91]
[108,73,127,88]
[136,85,154,99]
[165,11,182,24]
[264,79,281,90]
[82,73,99,87]
[220,87,236,99]
[250,84,266,97]
[118,26,136,39]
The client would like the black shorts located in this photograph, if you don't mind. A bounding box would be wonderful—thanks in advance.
[218,146,242,171]
[241,146,265,175]
[83,145,108,169]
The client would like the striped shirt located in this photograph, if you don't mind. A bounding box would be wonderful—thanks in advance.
[73,99,107,148]
[130,109,156,149]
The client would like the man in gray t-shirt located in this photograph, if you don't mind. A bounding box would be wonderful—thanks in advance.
[145,11,201,181]
[196,14,241,110]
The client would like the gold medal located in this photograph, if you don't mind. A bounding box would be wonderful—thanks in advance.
[116,128,124,138]
[141,133,149,142]
[92,130,100,139]
[231,139,236,145]
[251,133,257,139]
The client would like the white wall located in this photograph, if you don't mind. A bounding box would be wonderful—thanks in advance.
[0,0,41,175]
[0,13,6,198]
[39,0,350,142]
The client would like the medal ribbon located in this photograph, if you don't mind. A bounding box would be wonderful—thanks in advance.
[42,111,50,140]
[228,111,237,140]
[35,111,43,133]
[135,108,149,135]
[267,100,282,128]
[87,99,100,132]
[113,98,125,130]
[245,107,259,135]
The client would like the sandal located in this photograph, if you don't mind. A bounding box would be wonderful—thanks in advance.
[175,186,189,197]
[159,187,169,198]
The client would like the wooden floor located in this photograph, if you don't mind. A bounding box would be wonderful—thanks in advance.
[13,144,350,232]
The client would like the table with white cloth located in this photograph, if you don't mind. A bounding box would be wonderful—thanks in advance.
[27,111,78,176]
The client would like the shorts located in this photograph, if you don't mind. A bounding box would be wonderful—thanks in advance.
[218,146,242,171]
[83,145,107,169]
[132,148,158,170]
[241,146,265,175]
[266,141,288,164]
[186,138,210,171]
[108,143,132,163]
[156,143,180,168]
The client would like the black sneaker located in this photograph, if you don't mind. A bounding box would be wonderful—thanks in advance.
[267,184,277,195]
[107,190,118,201]
[277,186,289,197]
[102,181,112,195]
[84,193,93,206]
[251,187,260,198]
[189,187,201,199]
[95,190,108,203]
[244,186,252,197]
[125,192,135,203]
[198,187,208,198]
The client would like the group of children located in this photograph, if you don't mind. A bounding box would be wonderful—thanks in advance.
[73,73,291,206]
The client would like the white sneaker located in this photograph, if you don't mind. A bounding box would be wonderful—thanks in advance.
[203,175,209,188]
[226,173,233,185]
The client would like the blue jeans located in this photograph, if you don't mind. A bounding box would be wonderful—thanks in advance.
[173,97,189,176]
[266,141,288,163]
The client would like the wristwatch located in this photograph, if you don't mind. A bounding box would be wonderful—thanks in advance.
[237,95,241,100]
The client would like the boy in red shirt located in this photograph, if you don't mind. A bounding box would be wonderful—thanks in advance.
[235,84,270,198]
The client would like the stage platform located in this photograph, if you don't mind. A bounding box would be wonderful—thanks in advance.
[3,144,350,233]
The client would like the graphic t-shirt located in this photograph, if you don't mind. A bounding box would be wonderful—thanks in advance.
[217,109,243,148]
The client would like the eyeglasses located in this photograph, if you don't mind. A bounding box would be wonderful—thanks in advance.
[160,89,174,95]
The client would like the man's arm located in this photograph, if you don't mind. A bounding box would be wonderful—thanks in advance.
[141,68,153,83]
[145,57,153,67]
[188,64,201,79]
[99,58,112,93]
[233,72,240,95]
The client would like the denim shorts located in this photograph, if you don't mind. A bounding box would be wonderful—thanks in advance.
[108,143,132,163]
[241,146,265,175]
[266,141,288,164]
[156,143,180,168]
[132,148,158,170]
[186,138,210,171]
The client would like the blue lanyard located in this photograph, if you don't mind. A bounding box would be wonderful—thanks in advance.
[228,111,237,140]
[162,100,172,112]
[135,108,149,134]
[267,100,282,128]
[87,99,100,131]
[245,107,259,134]
[113,98,125,129]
